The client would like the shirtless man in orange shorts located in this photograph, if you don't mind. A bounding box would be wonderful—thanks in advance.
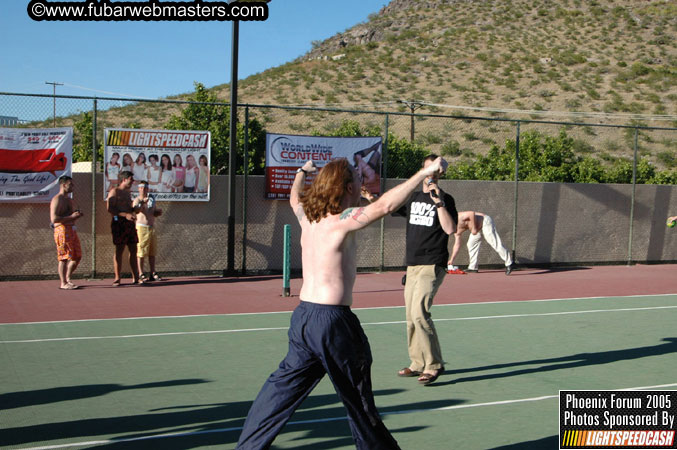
[50,176,84,290]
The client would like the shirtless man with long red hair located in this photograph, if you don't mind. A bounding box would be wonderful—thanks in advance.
[236,156,448,450]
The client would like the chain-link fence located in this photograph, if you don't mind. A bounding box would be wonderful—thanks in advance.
[1,92,676,280]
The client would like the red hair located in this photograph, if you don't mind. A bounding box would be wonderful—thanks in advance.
[300,158,354,223]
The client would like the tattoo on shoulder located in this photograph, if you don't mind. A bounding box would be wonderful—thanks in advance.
[340,207,369,225]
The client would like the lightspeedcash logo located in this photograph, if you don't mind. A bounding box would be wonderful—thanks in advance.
[562,430,675,447]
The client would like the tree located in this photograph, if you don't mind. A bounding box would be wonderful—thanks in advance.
[164,82,266,175]
[385,134,430,178]
[312,119,430,178]
[72,111,103,165]
[236,115,267,175]
[165,82,230,174]
[446,129,675,185]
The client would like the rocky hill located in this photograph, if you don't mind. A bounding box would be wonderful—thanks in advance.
[38,0,677,169]
[265,0,673,114]
[228,0,676,167]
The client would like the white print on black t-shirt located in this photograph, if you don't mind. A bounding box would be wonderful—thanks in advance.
[409,201,436,226]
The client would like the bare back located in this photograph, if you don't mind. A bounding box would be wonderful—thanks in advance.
[298,213,357,306]
[456,211,484,236]
[289,156,445,306]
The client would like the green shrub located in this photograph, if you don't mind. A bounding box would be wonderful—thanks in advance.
[441,140,461,156]
[657,151,676,168]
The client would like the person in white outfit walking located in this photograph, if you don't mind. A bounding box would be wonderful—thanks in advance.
[447,211,515,275]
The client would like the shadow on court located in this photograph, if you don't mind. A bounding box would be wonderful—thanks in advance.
[0,387,461,448]
[0,379,209,410]
[75,275,285,290]
[488,435,559,449]
[518,265,592,275]
[431,337,677,387]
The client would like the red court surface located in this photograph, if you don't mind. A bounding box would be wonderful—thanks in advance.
[2,264,675,324]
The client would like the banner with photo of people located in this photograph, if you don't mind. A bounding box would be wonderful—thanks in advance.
[265,133,382,200]
[0,127,72,203]
[104,128,211,201]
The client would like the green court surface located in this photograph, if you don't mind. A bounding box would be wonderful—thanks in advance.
[2,294,677,449]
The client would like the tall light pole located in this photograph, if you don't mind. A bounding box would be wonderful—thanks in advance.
[45,81,63,127]
[226,7,239,276]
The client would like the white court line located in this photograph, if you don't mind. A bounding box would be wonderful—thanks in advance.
[2,304,677,344]
[2,293,675,326]
[15,382,677,450]
[365,305,677,326]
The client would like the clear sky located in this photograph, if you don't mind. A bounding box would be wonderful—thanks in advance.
[0,0,387,99]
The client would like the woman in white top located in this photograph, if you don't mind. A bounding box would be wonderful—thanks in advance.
[106,152,120,191]
[184,154,199,193]
[121,153,134,173]
[160,154,175,193]
[146,154,162,192]
[132,153,148,187]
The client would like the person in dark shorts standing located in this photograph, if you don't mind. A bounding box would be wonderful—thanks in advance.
[393,154,458,385]
[106,171,140,286]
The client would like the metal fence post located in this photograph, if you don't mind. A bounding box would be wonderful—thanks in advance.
[379,114,389,272]
[282,224,291,296]
[628,128,639,266]
[511,121,521,263]
[90,99,98,279]
[242,105,249,275]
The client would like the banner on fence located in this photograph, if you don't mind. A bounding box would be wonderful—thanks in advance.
[0,127,72,203]
[104,128,211,201]
[265,133,382,199]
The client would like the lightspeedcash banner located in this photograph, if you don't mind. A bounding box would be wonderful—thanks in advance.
[560,390,677,449]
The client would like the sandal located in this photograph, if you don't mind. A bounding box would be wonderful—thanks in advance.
[112,280,121,287]
[398,367,421,377]
[418,367,445,385]
[151,272,162,281]
[139,274,149,282]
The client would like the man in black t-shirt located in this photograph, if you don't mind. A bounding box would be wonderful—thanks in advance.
[393,154,458,385]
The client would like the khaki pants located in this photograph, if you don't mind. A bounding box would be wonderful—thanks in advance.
[136,224,157,258]
[404,264,446,372]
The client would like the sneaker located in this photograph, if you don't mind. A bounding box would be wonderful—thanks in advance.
[447,268,466,275]
[465,268,479,273]
[505,264,515,275]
